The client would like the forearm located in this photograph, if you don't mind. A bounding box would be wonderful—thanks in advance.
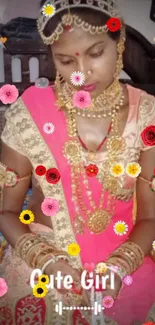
[0,211,31,248]
[127,218,155,256]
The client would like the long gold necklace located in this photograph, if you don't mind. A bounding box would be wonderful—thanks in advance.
[61,86,126,235]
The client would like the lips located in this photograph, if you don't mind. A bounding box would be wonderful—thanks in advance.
[82,83,97,92]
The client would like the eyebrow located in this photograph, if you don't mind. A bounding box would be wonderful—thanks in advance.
[54,41,104,57]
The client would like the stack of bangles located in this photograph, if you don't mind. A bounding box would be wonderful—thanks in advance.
[14,233,84,306]
[96,242,144,282]
[14,233,71,271]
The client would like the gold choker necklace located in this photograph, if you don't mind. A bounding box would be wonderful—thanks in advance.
[56,77,124,119]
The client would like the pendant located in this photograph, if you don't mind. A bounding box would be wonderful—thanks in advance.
[63,140,81,164]
[107,136,125,156]
[86,151,97,162]
[87,209,111,234]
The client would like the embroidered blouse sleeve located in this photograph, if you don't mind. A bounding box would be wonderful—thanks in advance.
[1,104,27,157]
[137,93,155,151]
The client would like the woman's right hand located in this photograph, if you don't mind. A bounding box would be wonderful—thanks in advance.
[45,259,90,306]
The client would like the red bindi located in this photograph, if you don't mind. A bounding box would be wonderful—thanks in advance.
[75,52,80,56]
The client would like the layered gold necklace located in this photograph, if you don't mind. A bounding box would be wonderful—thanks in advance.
[57,80,126,234]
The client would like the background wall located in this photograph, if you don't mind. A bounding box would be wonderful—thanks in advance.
[0,0,155,43]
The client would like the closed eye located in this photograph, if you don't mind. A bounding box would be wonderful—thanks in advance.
[90,50,104,58]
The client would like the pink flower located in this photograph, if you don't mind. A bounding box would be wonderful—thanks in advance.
[123,275,133,286]
[72,90,91,109]
[41,197,59,216]
[0,84,19,104]
[0,278,8,297]
[102,296,114,308]
[84,262,95,272]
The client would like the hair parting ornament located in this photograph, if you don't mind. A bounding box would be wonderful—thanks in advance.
[37,0,123,45]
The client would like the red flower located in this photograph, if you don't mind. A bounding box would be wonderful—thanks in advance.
[35,165,46,176]
[142,322,155,325]
[141,125,155,147]
[46,168,61,184]
[106,17,121,32]
[85,164,98,177]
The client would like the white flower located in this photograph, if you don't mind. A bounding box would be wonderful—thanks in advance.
[113,221,128,236]
[70,71,85,86]
[43,122,55,134]
[42,3,56,17]
[152,240,155,250]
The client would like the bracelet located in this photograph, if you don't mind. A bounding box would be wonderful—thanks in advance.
[42,254,70,273]
[14,233,70,270]
[106,263,127,280]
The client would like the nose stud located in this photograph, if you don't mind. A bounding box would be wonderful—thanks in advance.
[87,70,92,75]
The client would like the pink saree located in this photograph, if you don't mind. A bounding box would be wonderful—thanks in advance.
[0,84,155,325]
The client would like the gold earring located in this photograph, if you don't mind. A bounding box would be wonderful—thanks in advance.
[114,33,125,79]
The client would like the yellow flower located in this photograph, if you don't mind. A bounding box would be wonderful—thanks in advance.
[125,162,141,178]
[113,221,128,236]
[110,163,124,177]
[96,262,108,275]
[152,240,155,250]
[67,243,81,256]
[38,274,49,285]
[19,210,34,224]
[33,283,48,298]
[42,4,56,17]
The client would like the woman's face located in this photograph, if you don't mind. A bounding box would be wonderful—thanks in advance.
[51,24,118,97]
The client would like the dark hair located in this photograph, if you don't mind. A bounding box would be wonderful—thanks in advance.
[40,0,121,41]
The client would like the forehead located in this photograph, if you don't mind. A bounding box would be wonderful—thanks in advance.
[51,25,110,53]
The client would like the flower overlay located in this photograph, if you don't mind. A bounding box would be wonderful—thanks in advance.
[70,71,85,86]
[85,164,98,177]
[0,84,19,104]
[113,221,128,236]
[35,165,46,176]
[41,197,59,217]
[19,210,35,224]
[106,17,121,32]
[125,162,141,178]
[110,163,124,177]
[67,243,81,256]
[102,296,114,308]
[38,274,49,285]
[73,90,91,109]
[0,278,8,297]
[42,3,56,17]
[43,122,55,134]
[84,262,95,273]
[152,240,155,250]
[33,283,48,298]
[141,125,155,147]
[123,275,133,286]
[46,168,61,184]
[96,262,108,274]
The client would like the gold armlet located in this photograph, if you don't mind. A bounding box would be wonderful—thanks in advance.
[0,162,31,188]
